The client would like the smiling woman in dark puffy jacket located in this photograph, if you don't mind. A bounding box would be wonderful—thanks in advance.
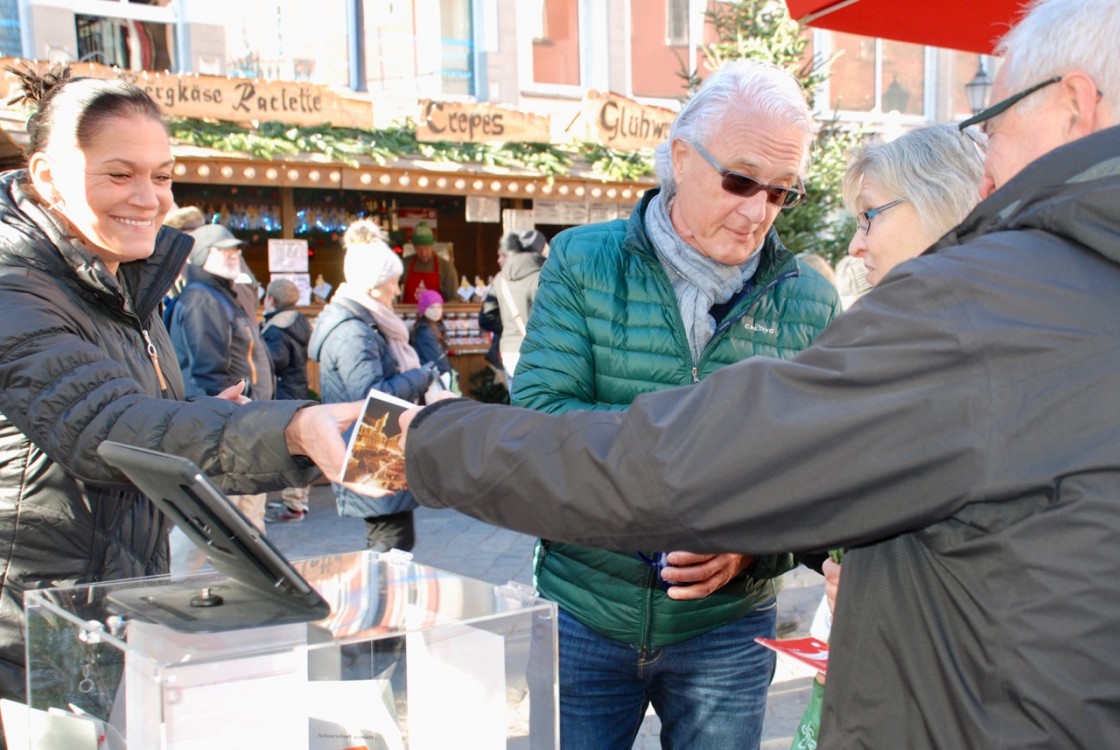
[0,64,359,721]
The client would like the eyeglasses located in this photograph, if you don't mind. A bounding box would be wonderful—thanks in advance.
[857,199,905,233]
[958,76,1062,133]
[690,140,804,208]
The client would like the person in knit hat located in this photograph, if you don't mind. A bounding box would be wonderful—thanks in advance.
[308,219,439,551]
[410,290,457,389]
[400,221,459,304]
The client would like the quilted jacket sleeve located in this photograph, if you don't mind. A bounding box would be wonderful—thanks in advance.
[0,273,318,495]
[513,231,628,414]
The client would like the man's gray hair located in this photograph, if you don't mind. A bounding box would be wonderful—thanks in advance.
[996,0,1118,120]
[842,124,984,240]
[266,278,300,308]
[653,59,815,198]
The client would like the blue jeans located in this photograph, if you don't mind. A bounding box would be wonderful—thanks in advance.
[556,601,777,750]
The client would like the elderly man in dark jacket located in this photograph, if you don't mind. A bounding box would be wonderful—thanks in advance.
[169,224,276,539]
[400,0,1120,747]
[170,224,274,402]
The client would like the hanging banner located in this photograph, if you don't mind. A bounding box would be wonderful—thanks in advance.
[585,90,676,151]
[416,99,552,144]
[0,58,374,129]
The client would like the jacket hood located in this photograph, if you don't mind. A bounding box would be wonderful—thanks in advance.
[502,249,545,282]
[937,124,1120,263]
[264,307,311,345]
[0,170,193,322]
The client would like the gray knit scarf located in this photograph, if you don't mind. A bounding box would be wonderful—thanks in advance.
[646,192,762,363]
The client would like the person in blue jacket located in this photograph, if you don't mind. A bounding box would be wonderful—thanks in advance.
[308,219,437,551]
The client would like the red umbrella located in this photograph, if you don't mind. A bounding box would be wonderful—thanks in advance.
[784,0,1031,54]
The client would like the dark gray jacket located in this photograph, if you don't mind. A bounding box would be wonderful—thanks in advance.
[405,125,1120,748]
[0,171,318,701]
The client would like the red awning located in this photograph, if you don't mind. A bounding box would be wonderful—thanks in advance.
[784,0,1031,54]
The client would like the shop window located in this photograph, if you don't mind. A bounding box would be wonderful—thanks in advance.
[76,15,174,71]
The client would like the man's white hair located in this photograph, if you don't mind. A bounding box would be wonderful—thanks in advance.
[996,0,1118,120]
[652,59,814,200]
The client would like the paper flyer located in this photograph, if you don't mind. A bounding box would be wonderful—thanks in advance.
[340,389,415,493]
[754,636,830,674]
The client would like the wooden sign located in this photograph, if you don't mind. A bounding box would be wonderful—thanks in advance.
[585,90,676,151]
[416,99,552,144]
[0,58,373,129]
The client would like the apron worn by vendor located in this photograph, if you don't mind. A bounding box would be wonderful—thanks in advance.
[403,255,442,304]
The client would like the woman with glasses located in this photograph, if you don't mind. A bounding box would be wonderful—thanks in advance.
[511,60,841,750]
[794,122,986,744]
[844,123,985,287]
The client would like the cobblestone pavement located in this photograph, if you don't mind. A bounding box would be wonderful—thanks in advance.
[267,485,823,749]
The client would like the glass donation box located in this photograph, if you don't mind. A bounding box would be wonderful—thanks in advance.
[17,550,558,749]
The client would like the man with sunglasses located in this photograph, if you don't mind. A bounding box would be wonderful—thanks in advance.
[504,60,839,749]
[398,0,1120,746]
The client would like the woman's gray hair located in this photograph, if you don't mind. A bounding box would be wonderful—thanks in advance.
[996,0,1118,120]
[842,123,984,240]
[653,59,814,198]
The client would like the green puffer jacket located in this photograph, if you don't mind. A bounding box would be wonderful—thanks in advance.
[514,188,840,648]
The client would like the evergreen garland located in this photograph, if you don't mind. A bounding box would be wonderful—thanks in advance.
[166,117,656,182]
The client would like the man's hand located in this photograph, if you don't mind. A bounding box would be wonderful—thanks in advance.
[283,401,363,483]
[661,552,754,600]
[216,379,251,404]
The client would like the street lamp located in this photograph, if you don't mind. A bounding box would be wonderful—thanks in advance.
[965,57,994,115]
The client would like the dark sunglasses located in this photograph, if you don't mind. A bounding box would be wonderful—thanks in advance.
[690,140,804,208]
[958,76,1062,132]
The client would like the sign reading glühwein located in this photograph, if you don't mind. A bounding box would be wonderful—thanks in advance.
[585,90,676,151]
[0,58,373,129]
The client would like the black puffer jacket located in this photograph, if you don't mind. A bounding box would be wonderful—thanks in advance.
[0,171,319,700]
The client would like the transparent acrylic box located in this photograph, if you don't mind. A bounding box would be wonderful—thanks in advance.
[21,550,558,749]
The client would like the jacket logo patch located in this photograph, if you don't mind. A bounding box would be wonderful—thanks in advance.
[742,318,777,335]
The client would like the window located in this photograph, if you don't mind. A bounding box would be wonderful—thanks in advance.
[666,0,689,46]
[440,0,474,96]
[0,0,21,58]
[76,15,174,70]
[823,32,927,117]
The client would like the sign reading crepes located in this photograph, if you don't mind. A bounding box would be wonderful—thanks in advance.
[416,99,551,144]
[586,90,676,151]
[0,58,373,129]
